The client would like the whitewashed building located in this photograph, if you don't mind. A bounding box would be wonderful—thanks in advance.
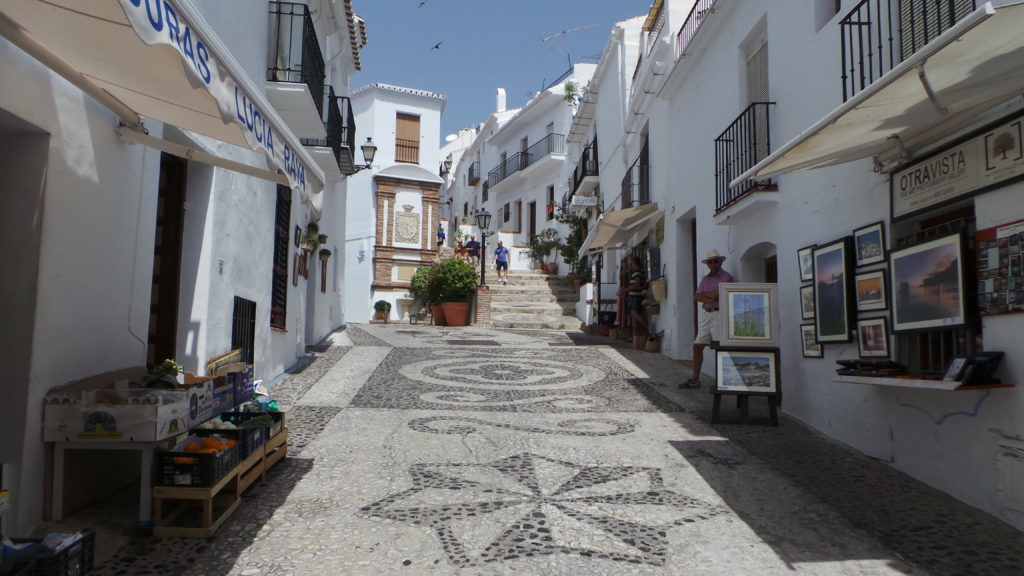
[0,0,365,535]
[575,0,1024,530]
[343,83,446,323]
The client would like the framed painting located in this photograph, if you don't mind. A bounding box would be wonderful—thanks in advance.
[800,284,815,320]
[890,233,965,332]
[856,317,890,358]
[855,269,888,312]
[800,324,823,358]
[813,237,853,342]
[797,244,816,282]
[853,221,886,267]
[718,283,779,348]
[716,349,779,394]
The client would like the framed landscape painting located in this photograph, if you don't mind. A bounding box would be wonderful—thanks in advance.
[857,317,890,358]
[853,221,886,267]
[797,245,816,282]
[855,269,888,312]
[718,283,779,348]
[800,324,823,358]
[890,233,965,332]
[813,238,853,342]
[716,349,779,394]
[800,284,815,320]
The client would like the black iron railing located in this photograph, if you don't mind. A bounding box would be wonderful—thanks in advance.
[268,2,326,119]
[646,2,666,55]
[396,137,419,164]
[468,161,480,185]
[620,161,650,210]
[336,95,356,174]
[840,0,974,101]
[231,297,257,364]
[488,153,522,187]
[676,0,717,59]
[300,89,357,174]
[487,134,565,187]
[714,102,775,212]
[573,138,599,193]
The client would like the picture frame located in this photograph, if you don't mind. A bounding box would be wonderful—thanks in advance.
[717,282,779,348]
[800,324,823,358]
[797,244,816,282]
[960,351,1005,386]
[942,357,968,382]
[855,269,888,312]
[853,221,886,267]
[856,317,889,358]
[799,284,815,320]
[890,233,965,332]
[715,348,779,394]
[813,237,853,342]
[294,225,302,248]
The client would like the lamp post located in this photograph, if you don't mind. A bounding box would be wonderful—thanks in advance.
[474,209,492,287]
[352,137,377,173]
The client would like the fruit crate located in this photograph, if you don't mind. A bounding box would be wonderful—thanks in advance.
[1,529,95,576]
[219,411,285,439]
[193,426,267,460]
[155,439,239,487]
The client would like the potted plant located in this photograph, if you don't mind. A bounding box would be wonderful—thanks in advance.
[143,358,183,389]
[410,265,445,325]
[556,208,589,281]
[530,228,560,273]
[432,258,478,326]
[302,222,320,250]
[373,300,392,322]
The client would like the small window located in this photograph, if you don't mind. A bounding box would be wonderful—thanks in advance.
[503,203,510,223]
[270,186,290,329]
[232,296,257,364]
[546,186,555,220]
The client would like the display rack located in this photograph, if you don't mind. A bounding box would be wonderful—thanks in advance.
[152,428,287,538]
[833,375,1015,391]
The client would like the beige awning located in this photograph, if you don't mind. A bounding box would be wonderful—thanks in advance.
[580,203,661,254]
[732,1,1024,186]
[0,0,325,207]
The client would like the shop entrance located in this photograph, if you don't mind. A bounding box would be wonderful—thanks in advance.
[147,153,187,365]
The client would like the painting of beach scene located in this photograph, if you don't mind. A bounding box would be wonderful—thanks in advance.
[855,269,887,311]
[891,233,964,332]
[813,238,852,342]
[716,350,778,393]
[854,221,886,266]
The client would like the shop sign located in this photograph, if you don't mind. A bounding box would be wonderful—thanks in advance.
[892,114,1024,219]
[570,196,599,207]
[117,0,313,196]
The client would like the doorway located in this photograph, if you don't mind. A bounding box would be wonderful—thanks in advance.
[147,153,187,365]
[528,201,537,242]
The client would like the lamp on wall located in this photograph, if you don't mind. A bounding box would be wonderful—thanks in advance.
[474,208,492,287]
[440,153,453,176]
[352,137,377,173]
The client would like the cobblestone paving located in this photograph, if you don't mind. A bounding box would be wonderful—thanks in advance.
[56,324,1023,576]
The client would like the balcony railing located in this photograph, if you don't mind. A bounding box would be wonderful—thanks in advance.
[676,0,717,59]
[396,137,419,164]
[267,2,326,119]
[467,161,481,185]
[572,139,599,193]
[620,161,650,210]
[300,87,357,174]
[487,134,566,187]
[840,0,975,101]
[715,102,775,212]
[645,3,666,55]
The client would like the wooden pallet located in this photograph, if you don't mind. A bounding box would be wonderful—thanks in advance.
[153,428,288,538]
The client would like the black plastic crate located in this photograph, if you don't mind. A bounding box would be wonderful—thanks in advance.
[2,529,94,576]
[193,426,267,460]
[156,440,239,487]
[219,411,285,439]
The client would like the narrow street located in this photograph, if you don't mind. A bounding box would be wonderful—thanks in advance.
[76,325,1022,576]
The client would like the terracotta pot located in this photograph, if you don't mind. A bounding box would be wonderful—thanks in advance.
[442,301,470,326]
[374,309,389,322]
[544,262,558,274]
[645,338,661,353]
[633,334,646,349]
[431,303,447,326]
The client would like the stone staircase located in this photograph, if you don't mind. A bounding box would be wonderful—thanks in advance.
[488,268,581,330]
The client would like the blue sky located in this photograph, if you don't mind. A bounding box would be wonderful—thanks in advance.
[351,0,654,142]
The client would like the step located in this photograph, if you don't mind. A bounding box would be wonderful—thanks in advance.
[491,312,581,330]
[491,302,575,315]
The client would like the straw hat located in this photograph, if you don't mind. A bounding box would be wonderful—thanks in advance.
[702,249,726,263]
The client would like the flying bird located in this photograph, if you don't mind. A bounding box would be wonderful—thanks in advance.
[431,42,443,50]
[418,1,429,7]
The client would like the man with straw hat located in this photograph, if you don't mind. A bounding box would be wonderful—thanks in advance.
[681,249,733,389]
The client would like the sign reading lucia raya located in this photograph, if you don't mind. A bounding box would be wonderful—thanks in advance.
[116,0,315,197]
[892,113,1024,219]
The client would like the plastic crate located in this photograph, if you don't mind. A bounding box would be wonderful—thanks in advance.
[193,426,267,460]
[156,440,239,487]
[2,529,94,576]
[219,411,284,439]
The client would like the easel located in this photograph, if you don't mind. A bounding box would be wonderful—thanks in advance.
[710,389,779,426]
[709,346,781,427]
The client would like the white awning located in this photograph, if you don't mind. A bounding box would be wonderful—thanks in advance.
[0,0,325,209]
[579,203,660,254]
[732,1,1024,186]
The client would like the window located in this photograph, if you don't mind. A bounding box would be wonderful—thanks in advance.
[270,185,291,329]
[546,186,555,220]
[463,202,469,217]
[503,203,510,223]
[395,112,420,164]
[232,296,257,364]
[514,200,522,233]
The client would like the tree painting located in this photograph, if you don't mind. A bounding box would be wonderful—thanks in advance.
[993,131,1016,160]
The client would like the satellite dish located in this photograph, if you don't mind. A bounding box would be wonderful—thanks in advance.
[444,133,457,143]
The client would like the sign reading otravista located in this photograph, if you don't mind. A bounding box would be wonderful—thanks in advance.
[117,0,312,195]
[891,113,1024,219]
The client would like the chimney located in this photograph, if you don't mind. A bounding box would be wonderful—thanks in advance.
[496,88,506,113]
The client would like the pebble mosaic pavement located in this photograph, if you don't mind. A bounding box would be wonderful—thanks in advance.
[46,325,1023,575]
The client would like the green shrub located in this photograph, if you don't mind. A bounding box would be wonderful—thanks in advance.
[373,300,392,312]
[409,265,438,305]
[432,258,478,302]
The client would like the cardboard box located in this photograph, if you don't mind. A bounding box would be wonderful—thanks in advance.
[210,375,235,413]
[182,377,216,430]
[226,366,255,407]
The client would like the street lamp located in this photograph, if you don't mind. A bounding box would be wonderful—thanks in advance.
[352,137,377,173]
[440,153,453,176]
[474,208,492,287]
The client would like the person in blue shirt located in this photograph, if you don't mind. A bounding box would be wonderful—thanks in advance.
[493,240,511,285]
[436,225,445,247]
[464,235,481,263]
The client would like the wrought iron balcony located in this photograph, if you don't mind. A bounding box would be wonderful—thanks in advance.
[676,0,717,59]
[268,2,326,120]
[487,134,566,187]
[467,161,481,185]
[621,161,650,210]
[572,138,599,194]
[714,102,775,212]
[840,0,975,101]
[300,87,357,176]
[396,137,419,164]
